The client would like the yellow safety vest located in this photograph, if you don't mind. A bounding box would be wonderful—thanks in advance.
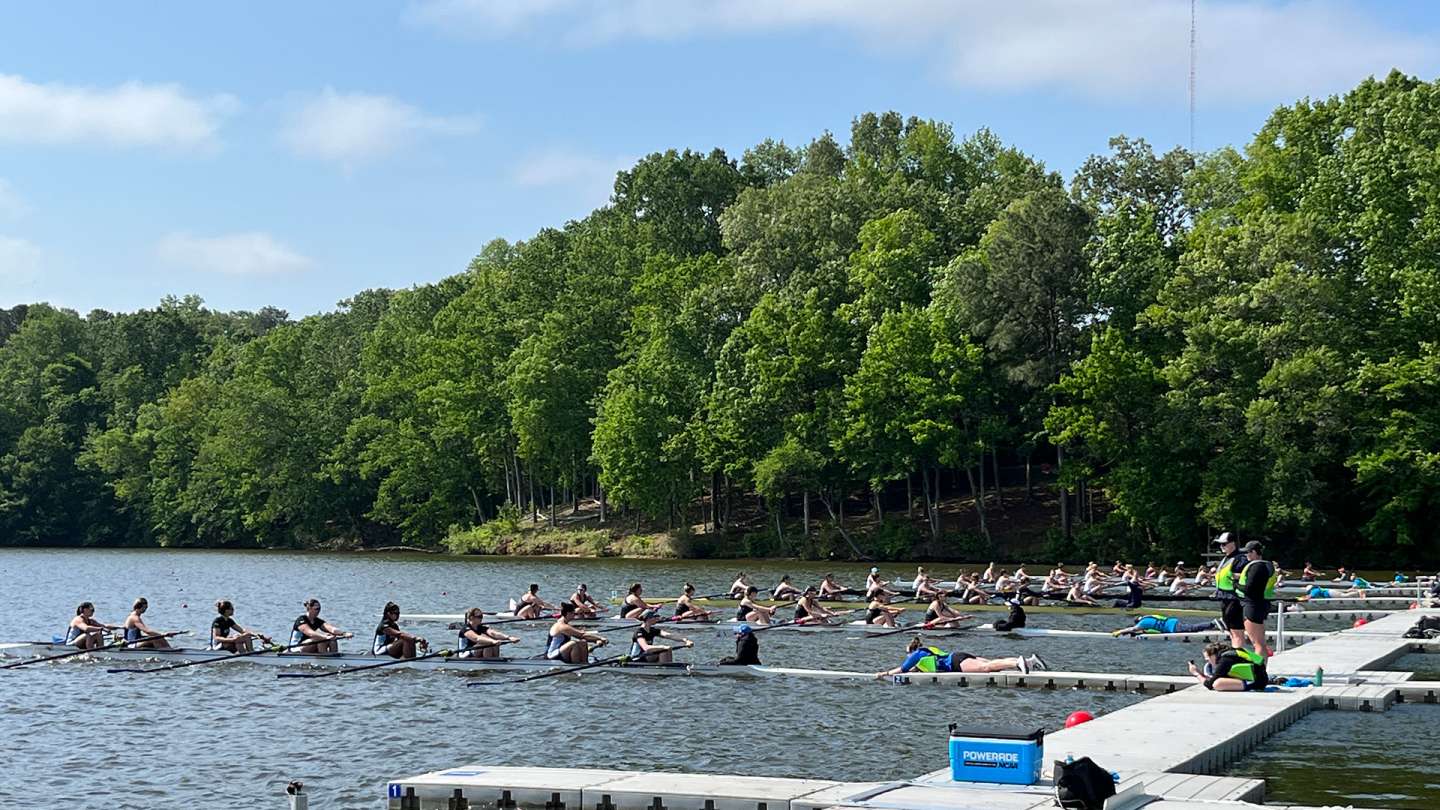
[1238,560,1278,600]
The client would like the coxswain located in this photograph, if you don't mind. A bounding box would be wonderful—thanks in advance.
[211,599,271,652]
[1187,643,1269,691]
[1236,541,1277,658]
[793,586,840,624]
[736,586,777,625]
[771,575,802,601]
[65,602,120,649]
[1112,567,1147,609]
[672,583,712,622]
[373,602,428,659]
[1113,614,1224,637]
[718,623,760,665]
[874,636,1045,679]
[513,584,556,620]
[818,573,848,599]
[863,591,905,627]
[290,599,350,653]
[629,609,694,663]
[922,593,969,628]
[544,602,608,664]
[570,584,602,618]
[618,583,657,620]
[123,598,172,649]
[992,598,1027,631]
[728,572,753,598]
[457,608,518,659]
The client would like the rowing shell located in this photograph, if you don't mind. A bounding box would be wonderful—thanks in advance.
[630,599,1219,617]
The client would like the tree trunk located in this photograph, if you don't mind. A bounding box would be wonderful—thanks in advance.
[802,490,810,537]
[1024,452,1033,501]
[965,466,989,540]
[819,490,868,560]
[774,508,783,545]
[529,464,538,523]
[503,457,513,506]
[468,485,484,524]
[599,484,607,525]
[872,487,883,524]
[713,471,723,530]
[906,473,913,520]
[548,484,556,528]
[933,467,943,537]
[978,449,987,508]
[992,449,1005,512]
[919,466,938,540]
[1058,445,1071,538]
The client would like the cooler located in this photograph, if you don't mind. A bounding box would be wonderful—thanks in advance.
[947,724,1044,785]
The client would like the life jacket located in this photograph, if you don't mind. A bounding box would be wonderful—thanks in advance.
[912,646,947,673]
[1238,560,1278,600]
[1215,554,1240,593]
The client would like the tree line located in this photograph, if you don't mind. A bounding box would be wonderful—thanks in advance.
[2,72,1437,565]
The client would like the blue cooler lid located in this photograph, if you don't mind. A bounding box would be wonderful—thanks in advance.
[948,724,1044,743]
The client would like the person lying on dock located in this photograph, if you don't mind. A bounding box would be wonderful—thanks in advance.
[771,575,802,601]
[1299,585,1368,600]
[66,601,122,649]
[1187,643,1268,692]
[874,636,1047,679]
[629,609,694,663]
[374,601,428,659]
[863,591,906,627]
[457,608,519,659]
[718,623,760,665]
[1112,614,1225,637]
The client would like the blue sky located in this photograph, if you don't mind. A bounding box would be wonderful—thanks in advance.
[3,1,1438,316]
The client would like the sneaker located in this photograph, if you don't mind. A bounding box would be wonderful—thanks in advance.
[1026,654,1049,672]
[1017,655,1030,674]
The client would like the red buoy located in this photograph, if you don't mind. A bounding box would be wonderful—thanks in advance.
[1065,711,1094,728]
[1353,618,1369,628]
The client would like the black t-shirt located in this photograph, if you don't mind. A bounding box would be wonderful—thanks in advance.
[632,626,662,645]
[293,614,324,633]
[212,615,238,638]
[1241,560,1274,602]
[375,617,399,640]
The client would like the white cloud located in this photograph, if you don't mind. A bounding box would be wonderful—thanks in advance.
[156,232,312,276]
[0,179,24,219]
[405,0,1438,103]
[280,88,481,166]
[0,235,42,285]
[0,73,236,149]
[512,148,632,208]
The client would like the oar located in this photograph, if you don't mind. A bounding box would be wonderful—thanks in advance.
[594,610,720,635]
[108,637,304,674]
[275,644,469,679]
[2,631,188,670]
[468,650,633,687]
[856,616,973,640]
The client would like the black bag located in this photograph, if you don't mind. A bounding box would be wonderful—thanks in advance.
[1405,616,1440,638]
[1054,757,1116,810]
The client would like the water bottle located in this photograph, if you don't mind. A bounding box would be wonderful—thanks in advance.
[1110,771,1121,783]
[1315,666,1324,686]
[1065,755,1074,765]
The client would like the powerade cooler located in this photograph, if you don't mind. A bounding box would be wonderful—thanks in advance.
[948,724,1044,785]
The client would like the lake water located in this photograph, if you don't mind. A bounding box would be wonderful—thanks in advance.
[0,548,1431,808]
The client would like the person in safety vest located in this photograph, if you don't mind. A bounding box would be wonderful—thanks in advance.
[874,636,1046,679]
[1212,532,1248,651]
[1187,642,1270,691]
[1112,614,1224,637]
[1237,540,1277,659]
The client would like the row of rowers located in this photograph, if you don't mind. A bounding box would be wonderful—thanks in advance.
[62,598,694,665]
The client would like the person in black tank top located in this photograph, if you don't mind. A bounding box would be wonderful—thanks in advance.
[374,602,428,659]
[628,609,694,663]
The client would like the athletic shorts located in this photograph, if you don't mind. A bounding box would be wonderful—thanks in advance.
[1242,599,1271,624]
[1221,599,1244,630]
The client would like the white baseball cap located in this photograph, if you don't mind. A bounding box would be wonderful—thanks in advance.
[1213,532,1235,545]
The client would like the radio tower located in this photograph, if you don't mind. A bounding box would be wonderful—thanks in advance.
[1189,0,1197,151]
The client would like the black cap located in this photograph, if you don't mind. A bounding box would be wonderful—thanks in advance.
[1242,540,1264,553]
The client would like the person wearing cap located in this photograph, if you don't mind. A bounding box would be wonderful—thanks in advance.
[719,623,760,665]
[569,584,603,618]
[1237,540,1278,658]
[628,609,694,663]
[865,567,895,600]
[1212,532,1248,651]
[792,586,841,624]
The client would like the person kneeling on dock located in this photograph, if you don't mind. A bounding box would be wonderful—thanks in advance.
[457,608,519,658]
[874,636,1047,679]
[719,623,760,665]
[1187,643,1268,691]
[630,609,694,663]
[1112,614,1223,637]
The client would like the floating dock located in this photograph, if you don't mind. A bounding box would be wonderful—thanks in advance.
[386,609,1438,810]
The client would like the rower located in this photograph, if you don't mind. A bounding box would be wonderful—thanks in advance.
[211,599,271,652]
[374,602,428,659]
[980,562,997,583]
[818,573,847,599]
[1064,581,1099,606]
[545,602,607,664]
[874,636,1045,679]
[922,593,969,628]
[1212,532,1247,651]
[123,598,172,649]
[1040,569,1067,599]
[728,572,752,598]
[672,583,712,621]
[956,574,988,605]
[771,575,802,601]
[570,584,602,618]
[290,599,350,653]
[793,586,839,624]
[1236,540,1277,658]
[718,623,760,666]
[65,602,120,649]
[1113,614,1224,637]
[629,609,694,663]
[993,572,1019,601]
[513,584,556,620]
[1332,566,1350,583]
[863,591,905,627]
[864,567,895,599]
[618,582,654,620]
[1187,643,1269,691]
[1301,562,1323,581]
[457,608,518,659]
[736,586,777,625]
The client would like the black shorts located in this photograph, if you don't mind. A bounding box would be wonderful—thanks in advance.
[1242,599,1271,624]
[1221,599,1244,630]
